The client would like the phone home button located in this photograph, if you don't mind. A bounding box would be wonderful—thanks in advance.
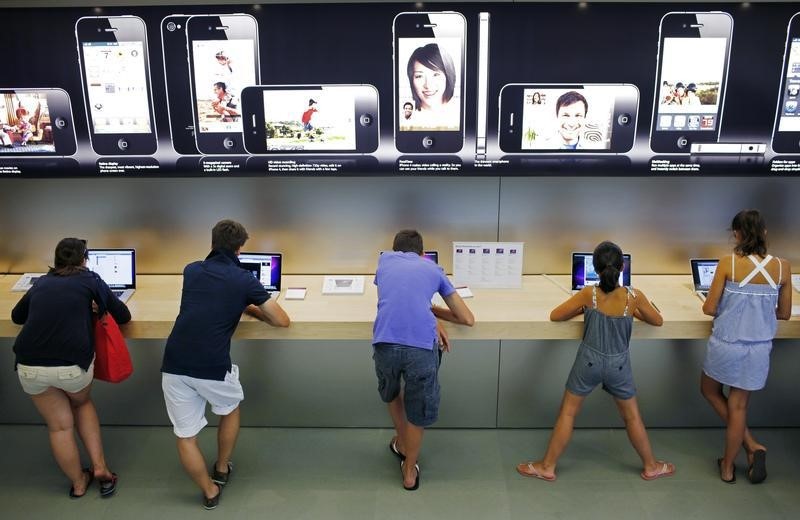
[422,136,434,149]
[117,138,129,151]
[359,114,374,127]
[676,136,689,149]
[223,137,236,150]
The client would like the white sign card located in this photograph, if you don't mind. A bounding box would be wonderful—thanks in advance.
[452,242,524,288]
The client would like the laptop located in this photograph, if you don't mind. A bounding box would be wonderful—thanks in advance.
[571,252,631,292]
[690,258,719,301]
[423,250,439,264]
[86,249,136,303]
[239,252,282,299]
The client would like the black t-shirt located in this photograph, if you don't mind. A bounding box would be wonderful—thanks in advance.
[12,270,132,370]
[161,250,270,381]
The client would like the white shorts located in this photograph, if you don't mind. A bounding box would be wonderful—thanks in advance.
[18,363,94,395]
[161,364,244,438]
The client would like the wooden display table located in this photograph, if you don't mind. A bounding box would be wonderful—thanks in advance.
[0,274,797,340]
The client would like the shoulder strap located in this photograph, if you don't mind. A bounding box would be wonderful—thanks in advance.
[731,254,735,282]
[739,255,776,288]
[92,272,109,316]
[622,287,635,317]
[591,285,597,309]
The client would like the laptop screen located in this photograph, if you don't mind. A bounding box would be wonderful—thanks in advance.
[239,252,282,292]
[423,251,439,264]
[571,252,631,290]
[691,259,719,290]
[86,249,136,289]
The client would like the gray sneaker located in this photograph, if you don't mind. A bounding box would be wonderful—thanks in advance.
[211,461,233,486]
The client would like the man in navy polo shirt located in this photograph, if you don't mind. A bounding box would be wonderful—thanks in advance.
[161,220,290,509]
[373,229,474,491]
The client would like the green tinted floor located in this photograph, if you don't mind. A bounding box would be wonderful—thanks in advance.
[1,426,798,519]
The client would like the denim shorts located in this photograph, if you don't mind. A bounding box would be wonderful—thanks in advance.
[17,362,94,396]
[373,343,440,427]
[565,343,636,400]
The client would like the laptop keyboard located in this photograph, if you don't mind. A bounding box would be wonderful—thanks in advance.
[112,290,124,297]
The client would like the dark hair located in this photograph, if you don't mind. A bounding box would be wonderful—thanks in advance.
[406,43,456,109]
[213,81,227,92]
[593,241,624,294]
[555,91,588,116]
[403,102,413,110]
[731,209,767,256]
[212,219,249,252]
[686,82,697,93]
[50,237,88,276]
[308,98,317,106]
[393,229,423,255]
[675,82,685,89]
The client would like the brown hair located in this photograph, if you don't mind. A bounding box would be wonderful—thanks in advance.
[50,237,88,276]
[731,209,767,257]
[212,219,249,252]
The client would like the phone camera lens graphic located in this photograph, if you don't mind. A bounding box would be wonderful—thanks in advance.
[97,28,101,33]
[416,23,420,28]
[166,21,177,32]
[54,118,67,129]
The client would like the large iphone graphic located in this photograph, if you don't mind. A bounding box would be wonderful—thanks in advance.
[772,13,800,154]
[0,88,77,156]
[187,14,259,155]
[498,84,638,153]
[241,85,379,154]
[161,15,198,155]
[75,16,158,155]
[393,11,466,154]
[650,12,733,154]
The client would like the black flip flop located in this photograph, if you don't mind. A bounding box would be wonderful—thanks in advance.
[401,461,420,491]
[99,472,118,498]
[69,468,94,499]
[748,449,767,484]
[389,438,406,461]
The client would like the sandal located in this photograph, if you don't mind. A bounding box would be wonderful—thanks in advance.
[516,462,556,482]
[69,468,94,499]
[641,461,676,481]
[748,449,767,484]
[401,461,420,491]
[99,472,118,498]
[389,437,406,462]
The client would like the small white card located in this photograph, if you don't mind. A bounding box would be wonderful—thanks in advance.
[456,286,473,298]
[792,305,800,317]
[284,287,307,300]
[792,274,800,293]
[322,275,365,295]
[12,273,46,292]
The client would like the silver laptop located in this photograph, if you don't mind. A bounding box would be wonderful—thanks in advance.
[690,258,718,301]
[239,252,282,299]
[571,252,631,293]
[86,249,136,303]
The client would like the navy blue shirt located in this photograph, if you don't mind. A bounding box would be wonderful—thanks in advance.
[161,250,270,381]
[12,270,132,370]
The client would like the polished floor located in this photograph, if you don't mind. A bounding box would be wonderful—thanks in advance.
[1,426,798,519]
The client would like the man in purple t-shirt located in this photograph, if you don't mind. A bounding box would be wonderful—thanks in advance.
[373,229,474,491]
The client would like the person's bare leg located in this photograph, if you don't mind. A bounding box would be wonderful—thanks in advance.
[68,384,113,481]
[177,436,219,500]
[215,406,240,475]
[30,388,90,495]
[614,396,673,477]
[720,388,750,481]
[401,423,424,488]
[517,390,586,479]
[700,372,765,464]
[387,394,408,455]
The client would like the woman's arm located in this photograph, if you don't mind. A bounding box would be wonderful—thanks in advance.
[776,258,793,321]
[631,288,663,326]
[702,255,731,316]
[550,288,590,321]
[11,291,31,324]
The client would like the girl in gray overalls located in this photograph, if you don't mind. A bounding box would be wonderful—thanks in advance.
[517,241,675,482]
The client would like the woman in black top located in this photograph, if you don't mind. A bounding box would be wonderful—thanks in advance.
[12,238,131,498]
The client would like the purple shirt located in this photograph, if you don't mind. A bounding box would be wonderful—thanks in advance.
[373,251,456,350]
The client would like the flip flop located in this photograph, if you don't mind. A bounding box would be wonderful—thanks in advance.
[641,461,676,481]
[69,468,94,499]
[389,437,406,461]
[99,472,118,498]
[748,449,767,484]
[516,462,556,482]
[717,458,736,484]
[401,461,420,491]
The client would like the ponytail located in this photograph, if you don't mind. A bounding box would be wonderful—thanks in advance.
[593,240,624,294]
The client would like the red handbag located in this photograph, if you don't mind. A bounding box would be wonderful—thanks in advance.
[93,313,133,383]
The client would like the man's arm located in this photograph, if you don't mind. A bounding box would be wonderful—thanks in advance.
[432,292,475,326]
[245,299,290,327]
